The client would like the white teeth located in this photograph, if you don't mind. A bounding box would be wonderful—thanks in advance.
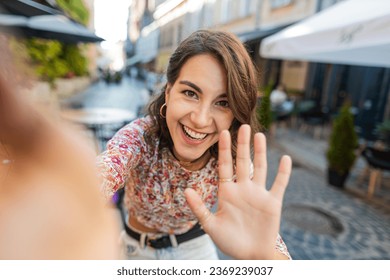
[183,125,207,140]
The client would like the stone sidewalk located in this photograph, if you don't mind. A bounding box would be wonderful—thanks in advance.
[271,127,390,259]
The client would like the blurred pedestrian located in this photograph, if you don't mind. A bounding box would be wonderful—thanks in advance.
[98,30,292,260]
[270,84,288,108]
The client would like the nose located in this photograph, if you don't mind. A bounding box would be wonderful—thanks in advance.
[190,104,212,128]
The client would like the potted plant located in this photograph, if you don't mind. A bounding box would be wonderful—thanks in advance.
[326,103,358,188]
[376,120,390,148]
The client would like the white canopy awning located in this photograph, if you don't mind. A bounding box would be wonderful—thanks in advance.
[0,14,103,43]
[260,0,390,67]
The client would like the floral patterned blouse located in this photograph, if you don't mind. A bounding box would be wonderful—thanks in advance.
[97,116,291,258]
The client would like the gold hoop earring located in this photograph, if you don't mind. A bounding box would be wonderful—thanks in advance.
[159,103,167,118]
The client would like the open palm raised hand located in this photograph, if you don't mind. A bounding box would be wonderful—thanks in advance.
[185,124,292,259]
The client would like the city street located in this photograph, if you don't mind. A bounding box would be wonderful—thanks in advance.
[64,76,390,260]
[62,75,151,114]
[272,129,390,260]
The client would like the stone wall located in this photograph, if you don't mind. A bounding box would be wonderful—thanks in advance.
[54,77,92,99]
[21,77,92,109]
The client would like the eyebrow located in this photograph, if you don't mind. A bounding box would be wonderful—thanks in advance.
[179,80,228,98]
[179,80,202,93]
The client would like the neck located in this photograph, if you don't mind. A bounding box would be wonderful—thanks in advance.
[172,149,211,171]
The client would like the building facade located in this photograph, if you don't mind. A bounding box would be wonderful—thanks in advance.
[128,0,318,88]
[128,0,389,139]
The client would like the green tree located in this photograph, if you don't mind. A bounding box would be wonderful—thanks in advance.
[56,0,90,77]
[25,38,69,83]
[257,83,273,131]
[326,103,358,175]
[56,0,89,25]
[62,44,88,76]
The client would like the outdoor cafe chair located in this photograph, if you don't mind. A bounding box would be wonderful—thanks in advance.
[361,146,390,198]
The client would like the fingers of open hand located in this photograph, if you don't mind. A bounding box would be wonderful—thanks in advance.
[270,155,292,200]
[252,132,267,186]
[236,125,251,182]
[218,130,233,184]
[184,188,213,230]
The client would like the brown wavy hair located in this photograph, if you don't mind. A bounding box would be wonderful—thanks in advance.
[146,29,260,158]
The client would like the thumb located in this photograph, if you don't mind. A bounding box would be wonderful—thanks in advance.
[184,188,214,231]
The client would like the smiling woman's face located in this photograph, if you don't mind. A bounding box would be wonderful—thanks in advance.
[165,54,234,163]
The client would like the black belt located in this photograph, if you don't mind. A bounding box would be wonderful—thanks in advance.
[124,223,205,249]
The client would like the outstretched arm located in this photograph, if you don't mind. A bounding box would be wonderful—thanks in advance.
[185,124,292,260]
[0,65,119,259]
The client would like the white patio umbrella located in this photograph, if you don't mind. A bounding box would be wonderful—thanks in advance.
[260,0,390,67]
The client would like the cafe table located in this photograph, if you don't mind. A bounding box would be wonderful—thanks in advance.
[60,107,136,151]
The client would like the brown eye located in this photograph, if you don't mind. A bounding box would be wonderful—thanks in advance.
[182,90,198,99]
[216,100,229,108]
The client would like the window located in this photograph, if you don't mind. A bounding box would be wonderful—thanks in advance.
[239,0,251,18]
[159,27,174,48]
[220,0,229,23]
[177,24,182,45]
[270,0,293,9]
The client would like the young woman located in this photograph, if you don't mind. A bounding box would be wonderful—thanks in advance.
[98,30,292,260]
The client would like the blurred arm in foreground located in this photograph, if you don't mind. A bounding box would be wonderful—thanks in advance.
[0,36,119,259]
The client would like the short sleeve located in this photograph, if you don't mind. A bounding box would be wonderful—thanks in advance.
[96,118,149,199]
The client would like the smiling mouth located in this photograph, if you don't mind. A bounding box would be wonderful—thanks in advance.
[182,125,208,140]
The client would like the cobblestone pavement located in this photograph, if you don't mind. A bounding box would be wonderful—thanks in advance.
[273,127,390,260]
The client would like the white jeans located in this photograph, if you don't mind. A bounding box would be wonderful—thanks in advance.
[119,230,219,260]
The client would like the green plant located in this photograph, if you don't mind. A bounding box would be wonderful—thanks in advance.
[326,103,358,175]
[9,1,90,83]
[56,0,89,25]
[257,83,273,131]
[55,0,90,77]
[376,120,390,146]
[62,45,88,76]
[25,38,69,83]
